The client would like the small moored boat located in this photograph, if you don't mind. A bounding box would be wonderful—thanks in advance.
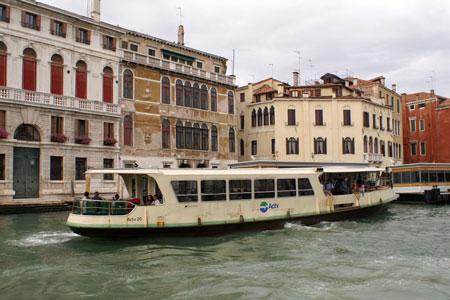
[67,167,398,238]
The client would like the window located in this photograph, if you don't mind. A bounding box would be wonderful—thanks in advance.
[211,126,218,151]
[185,122,192,149]
[148,48,155,56]
[252,140,257,155]
[123,70,133,99]
[22,11,40,30]
[0,154,4,180]
[315,109,323,125]
[23,48,37,91]
[0,42,6,86]
[420,142,426,155]
[343,109,351,126]
[419,103,426,109]
[103,35,116,51]
[240,115,245,130]
[411,142,417,156]
[372,114,377,129]
[201,85,208,109]
[76,28,90,44]
[201,124,208,151]
[193,83,200,108]
[286,137,299,154]
[263,107,269,125]
[51,116,64,135]
[0,110,5,130]
[343,137,355,154]
[184,81,192,107]
[75,158,87,180]
[103,159,114,180]
[387,117,391,131]
[75,61,87,99]
[363,112,370,127]
[240,93,245,102]
[374,137,379,153]
[0,5,10,23]
[176,121,184,149]
[49,156,63,180]
[130,43,138,52]
[228,91,234,114]
[397,99,400,113]
[270,106,275,125]
[196,61,203,69]
[14,124,40,141]
[287,109,296,125]
[210,88,217,112]
[252,109,257,127]
[50,20,66,37]
[364,136,368,153]
[379,116,384,130]
[256,95,261,102]
[258,108,263,126]
[267,93,273,100]
[314,137,327,154]
[388,141,393,157]
[298,178,314,196]
[74,119,88,143]
[410,119,416,132]
[201,180,226,201]
[419,119,425,131]
[171,180,198,202]
[193,123,200,150]
[278,179,296,197]
[50,54,64,95]
[229,180,251,200]
[380,140,385,156]
[123,116,133,146]
[103,67,113,103]
[409,105,415,110]
[162,119,170,149]
[214,66,220,73]
[240,139,245,156]
[254,179,275,199]
[161,77,170,104]
[229,128,235,153]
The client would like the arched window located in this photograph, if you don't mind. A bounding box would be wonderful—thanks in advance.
[0,42,6,86]
[201,85,208,109]
[270,106,275,125]
[374,137,378,153]
[103,66,113,103]
[229,128,235,152]
[23,48,37,91]
[240,139,244,156]
[192,83,200,108]
[252,109,257,127]
[14,124,40,141]
[184,81,192,107]
[176,80,183,105]
[314,137,327,154]
[287,137,299,154]
[123,69,133,99]
[193,123,201,150]
[123,115,133,146]
[228,91,234,114]
[75,60,87,99]
[263,107,269,125]
[201,124,208,150]
[369,137,373,153]
[210,88,217,112]
[161,77,170,104]
[162,119,170,149]
[363,136,368,153]
[185,122,192,149]
[50,54,63,95]
[257,108,263,126]
[211,126,218,151]
[343,137,354,154]
[176,121,184,149]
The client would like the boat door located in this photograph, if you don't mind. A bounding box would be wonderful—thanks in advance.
[13,147,40,198]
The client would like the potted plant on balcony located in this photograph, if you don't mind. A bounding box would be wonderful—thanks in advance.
[0,128,9,139]
[50,132,68,143]
[75,135,92,145]
[103,137,117,146]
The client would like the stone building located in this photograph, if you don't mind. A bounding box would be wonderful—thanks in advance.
[0,0,122,204]
[236,72,396,168]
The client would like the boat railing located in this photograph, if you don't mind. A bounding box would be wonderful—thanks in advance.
[71,199,137,216]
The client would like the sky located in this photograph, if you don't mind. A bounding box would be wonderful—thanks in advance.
[40,0,450,96]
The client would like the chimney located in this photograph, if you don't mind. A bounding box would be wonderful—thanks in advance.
[90,0,101,22]
[392,84,396,92]
[293,72,299,86]
[277,84,284,97]
[178,25,185,46]
[430,89,435,95]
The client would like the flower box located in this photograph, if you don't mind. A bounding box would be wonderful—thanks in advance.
[50,133,68,143]
[0,128,9,139]
[103,137,117,146]
[75,135,92,145]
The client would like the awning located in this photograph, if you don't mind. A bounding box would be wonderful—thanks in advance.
[162,49,195,62]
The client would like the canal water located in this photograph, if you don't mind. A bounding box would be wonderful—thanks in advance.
[0,205,449,300]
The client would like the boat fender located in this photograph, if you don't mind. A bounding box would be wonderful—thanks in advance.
[240,215,244,223]
[197,217,202,226]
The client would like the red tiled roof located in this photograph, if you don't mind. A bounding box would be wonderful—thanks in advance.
[438,98,450,108]
[405,92,446,102]
[253,84,277,95]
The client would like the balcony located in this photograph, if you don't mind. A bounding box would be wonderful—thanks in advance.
[363,153,383,163]
[122,50,236,87]
[0,86,120,116]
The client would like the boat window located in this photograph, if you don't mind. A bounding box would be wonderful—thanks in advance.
[446,172,450,182]
[298,178,314,196]
[402,171,411,183]
[429,171,437,183]
[421,171,429,183]
[411,171,420,183]
[171,180,198,202]
[437,172,445,183]
[393,172,401,184]
[254,179,275,199]
[229,180,252,200]
[277,179,296,198]
[201,180,226,201]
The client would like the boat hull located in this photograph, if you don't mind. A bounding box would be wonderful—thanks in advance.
[69,202,390,238]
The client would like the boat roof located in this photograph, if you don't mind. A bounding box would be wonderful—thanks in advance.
[85,166,383,176]
[390,163,450,170]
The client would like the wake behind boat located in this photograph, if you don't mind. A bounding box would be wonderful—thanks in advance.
[67,167,398,238]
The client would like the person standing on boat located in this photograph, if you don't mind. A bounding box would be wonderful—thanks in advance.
[92,191,103,213]
[325,179,334,195]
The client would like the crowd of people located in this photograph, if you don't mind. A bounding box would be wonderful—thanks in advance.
[321,176,369,196]
[82,192,162,205]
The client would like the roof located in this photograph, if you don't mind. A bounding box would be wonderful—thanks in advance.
[405,92,448,103]
[253,85,277,95]
[237,78,285,90]
[390,163,450,170]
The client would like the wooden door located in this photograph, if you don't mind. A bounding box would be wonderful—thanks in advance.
[13,147,40,198]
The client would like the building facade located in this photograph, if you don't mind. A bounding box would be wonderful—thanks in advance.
[0,0,122,203]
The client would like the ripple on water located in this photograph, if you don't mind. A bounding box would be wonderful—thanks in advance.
[7,231,78,247]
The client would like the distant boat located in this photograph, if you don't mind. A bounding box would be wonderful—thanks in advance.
[67,166,398,238]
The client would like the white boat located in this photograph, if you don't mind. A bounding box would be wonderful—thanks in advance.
[67,167,398,238]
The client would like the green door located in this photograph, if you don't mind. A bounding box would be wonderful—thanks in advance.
[13,147,40,199]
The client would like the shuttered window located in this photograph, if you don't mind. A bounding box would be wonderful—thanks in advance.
[343,109,351,126]
[315,109,323,125]
[0,42,6,86]
[287,109,296,125]
[75,61,87,99]
[123,116,133,146]
[102,67,113,103]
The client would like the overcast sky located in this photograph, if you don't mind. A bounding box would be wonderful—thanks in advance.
[41,0,450,96]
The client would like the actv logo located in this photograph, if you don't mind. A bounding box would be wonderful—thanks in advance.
[259,201,279,213]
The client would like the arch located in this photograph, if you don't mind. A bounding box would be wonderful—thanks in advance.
[263,107,269,125]
[123,69,133,99]
[103,66,113,103]
[228,91,234,114]
[185,121,192,149]
[240,139,244,156]
[0,41,6,86]
[200,85,208,109]
[210,87,217,112]
[257,108,263,126]
[176,79,183,105]
[22,48,37,91]
[192,83,200,108]
[75,60,87,99]
[251,109,257,127]
[179,161,191,168]
[363,135,368,153]
[162,119,170,149]
[369,136,373,153]
[270,106,275,125]
[184,81,192,107]
[123,115,133,146]
[14,124,40,141]
[211,125,218,151]
[193,123,201,150]
[229,128,235,152]
[176,121,184,149]
[374,137,378,153]
[161,77,170,104]
[201,123,208,150]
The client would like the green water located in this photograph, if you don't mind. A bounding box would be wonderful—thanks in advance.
[1,205,449,300]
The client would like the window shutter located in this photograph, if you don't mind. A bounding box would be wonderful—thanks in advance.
[342,137,345,154]
[51,117,57,134]
[112,38,117,51]
[103,35,107,49]
[296,138,299,154]
[103,122,107,139]
[121,41,128,49]
[76,27,80,41]
[286,138,288,154]
[87,30,91,45]
[86,120,89,137]
[324,138,327,154]
[36,15,41,30]
[74,119,79,136]
[5,7,10,23]
[21,11,26,27]
[50,19,54,34]
[314,138,317,154]
[62,22,67,37]
[351,138,355,154]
